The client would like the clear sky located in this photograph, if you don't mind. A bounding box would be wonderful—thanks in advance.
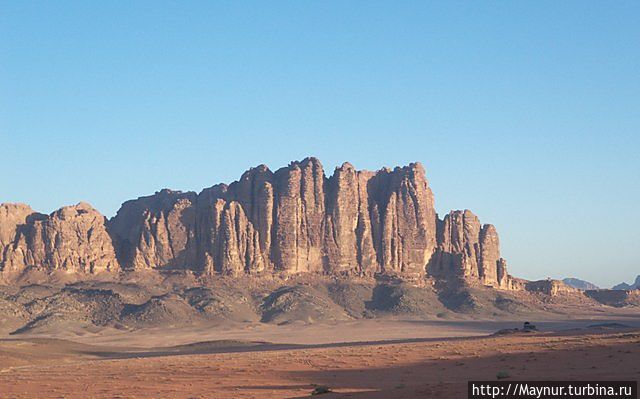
[1,1,638,287]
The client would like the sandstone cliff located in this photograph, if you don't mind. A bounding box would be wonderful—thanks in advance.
[429,210,510,288]
[0,158,513,288]
[0,203,44,272]
[108,189,198,271]
[1,202,119,274]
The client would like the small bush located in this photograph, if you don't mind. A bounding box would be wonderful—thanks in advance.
[496,371,510,379]
[311,386,332,395]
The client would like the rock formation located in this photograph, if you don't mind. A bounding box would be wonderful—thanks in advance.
[428,210,509,288]
[108,189,198,271]
[585,289,640,307]
[0,158,515,288]
[1,202,119,274]
[0,203,44,272]
[524,279,578,296]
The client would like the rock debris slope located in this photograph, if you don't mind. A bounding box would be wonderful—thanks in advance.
[1,158,512,288]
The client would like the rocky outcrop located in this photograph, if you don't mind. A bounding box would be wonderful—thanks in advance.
[325,164,376,275]
[108,190,197,271]
[368,163,438,276]
[585,289,640,307]
[272,158,326,274]
[1,202,119,274]
[0,203,44,272]
[0,158,514,289]
[525,279,578,296]
[428,210,511,288]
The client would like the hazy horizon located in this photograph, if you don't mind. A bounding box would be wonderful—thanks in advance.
[1,2,638,287]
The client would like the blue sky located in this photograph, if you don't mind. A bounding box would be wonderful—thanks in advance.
[1,1,638,287]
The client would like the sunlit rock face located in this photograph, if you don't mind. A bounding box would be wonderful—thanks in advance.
[1,202,119,274]
[0,158,513,288]
[429,209,512,288]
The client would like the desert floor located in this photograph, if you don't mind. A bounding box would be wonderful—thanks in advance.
[1,317,640,398]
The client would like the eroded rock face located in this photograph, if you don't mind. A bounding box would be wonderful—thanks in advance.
[1,202,119,273]
[429,210,512,288]
[0,158,512,288]
[368,163,437,276]
[479,224,500,285]
[231,165,274,271]
[0,203,44,272]
[108,189,198,271]
[134,158,440,278]
[325,163,372,275]
[272,158,326,273]
[525,279,578,296]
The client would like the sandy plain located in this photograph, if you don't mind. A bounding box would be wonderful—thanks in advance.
[1,314,640,399]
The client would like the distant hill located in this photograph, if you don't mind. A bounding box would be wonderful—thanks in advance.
[562,278,599,291]
[612,275,640,290]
